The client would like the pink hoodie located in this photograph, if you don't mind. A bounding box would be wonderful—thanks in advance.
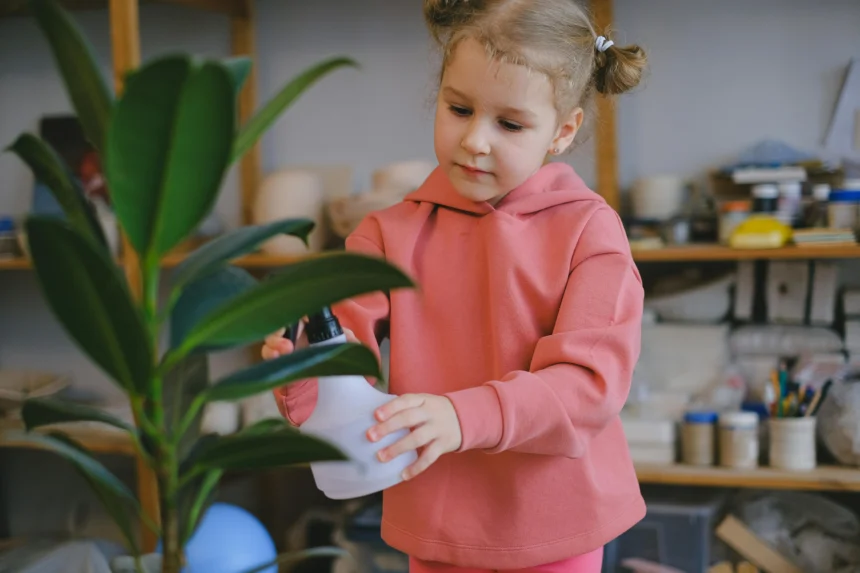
[274,162,645,569]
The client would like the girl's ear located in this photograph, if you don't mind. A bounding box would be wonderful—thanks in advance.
[549,107,584,155]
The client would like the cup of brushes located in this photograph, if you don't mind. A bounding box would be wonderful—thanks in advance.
[765,362,831,472]
[285,307,417,500]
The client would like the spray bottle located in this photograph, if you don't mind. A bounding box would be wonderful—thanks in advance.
[292,306,417,499]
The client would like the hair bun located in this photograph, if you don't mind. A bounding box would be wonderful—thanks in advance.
[593,42,647,96]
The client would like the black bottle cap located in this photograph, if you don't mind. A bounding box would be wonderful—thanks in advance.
[305,306,344,344]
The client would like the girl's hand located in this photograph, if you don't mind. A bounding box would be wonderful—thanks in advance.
[368,393,463,480]
[261,322,358,360]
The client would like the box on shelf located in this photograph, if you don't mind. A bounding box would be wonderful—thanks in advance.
[602,487,729,573]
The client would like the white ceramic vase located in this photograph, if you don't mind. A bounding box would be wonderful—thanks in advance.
[253,169,326,255]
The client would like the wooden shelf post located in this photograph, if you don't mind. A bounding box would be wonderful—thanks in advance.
[591,0,620,212]
[231,0,261,225]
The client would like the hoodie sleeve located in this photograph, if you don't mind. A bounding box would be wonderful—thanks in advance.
[273,217,391,426]
[445,207,644,457]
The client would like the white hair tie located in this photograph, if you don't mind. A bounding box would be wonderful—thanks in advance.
[595,36,614,53]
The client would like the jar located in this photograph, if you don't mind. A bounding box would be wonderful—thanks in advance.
[0,216,18,259]
[719,200,751,245]
[681,410,718,466]
[805,184,830,228]
[751,184,779,214]
[777,181,803,227]
[769,417,817,471]
[827,190,860,230]
[718,411,759,469]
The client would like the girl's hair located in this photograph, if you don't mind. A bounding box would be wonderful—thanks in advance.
[423,0,647,116]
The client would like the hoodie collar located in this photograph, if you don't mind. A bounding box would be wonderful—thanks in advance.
[405,162,600,216]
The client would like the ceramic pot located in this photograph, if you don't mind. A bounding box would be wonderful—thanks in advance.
[253,169,326,255]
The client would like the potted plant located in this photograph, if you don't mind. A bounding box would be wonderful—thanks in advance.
[5,1,414,572]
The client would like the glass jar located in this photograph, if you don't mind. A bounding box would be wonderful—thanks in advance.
[828,190,860,230]
[751,184,779,214]
[681,410,718,466]
[718,411,759,469]
[719,200,751,245]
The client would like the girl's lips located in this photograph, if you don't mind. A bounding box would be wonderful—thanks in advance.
[457,164,491,176]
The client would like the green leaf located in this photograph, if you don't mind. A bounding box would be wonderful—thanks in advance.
[179,468,221,548]
[22,397,135,434]
[191,428,345,472]
[239,547,350,573]
[6,134,107,247]
[205,343,380,402]
[170,219,314,296]
[224,56,252,95]
[106,56,235,258]
[231,56,357,163]
[164,353,209,460]
[238,418,288,435]
[12,431,144,555]
[29,0,113,151]
[169,266,259,350]
[25,217,152,393]
[176,252,413,353]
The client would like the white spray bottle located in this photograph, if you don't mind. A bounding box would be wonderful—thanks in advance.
[296,306,417,499]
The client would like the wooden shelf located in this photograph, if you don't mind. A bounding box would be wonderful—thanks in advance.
[635,463,860,492]
[0,0,246,18]
[632,243,860,262]
[0,419,136,456]
[1,253,300,271]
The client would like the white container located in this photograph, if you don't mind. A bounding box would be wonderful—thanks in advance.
[718,411,759,469]
[299,309,417,500]
[769,417,817,471]
[630,175,687,220]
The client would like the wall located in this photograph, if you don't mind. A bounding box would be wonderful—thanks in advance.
[1,0,860,542]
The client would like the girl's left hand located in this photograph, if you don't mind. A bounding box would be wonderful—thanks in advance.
[367,393,463,480]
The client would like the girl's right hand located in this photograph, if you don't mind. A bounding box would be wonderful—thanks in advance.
[261,322,359,360]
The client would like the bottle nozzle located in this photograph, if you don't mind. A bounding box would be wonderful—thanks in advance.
[306,306,344,343]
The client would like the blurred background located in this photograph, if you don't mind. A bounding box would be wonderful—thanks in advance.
[2,1,860,572]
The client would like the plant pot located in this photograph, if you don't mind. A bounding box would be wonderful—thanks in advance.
[111,553,162,573]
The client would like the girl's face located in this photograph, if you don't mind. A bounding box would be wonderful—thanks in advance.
[433,37,582,205]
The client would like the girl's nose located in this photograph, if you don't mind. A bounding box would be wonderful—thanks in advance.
[460,119,490,156]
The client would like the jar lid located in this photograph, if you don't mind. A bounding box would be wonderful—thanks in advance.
[684,410,718,424]
[719,411,759,427]
[830,190,860,202]
[778,181,802,197]
[721,200,751,213]
[751,184,779,199]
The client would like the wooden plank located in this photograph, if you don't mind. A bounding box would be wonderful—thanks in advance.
[636,463,860,492]
[231,0,260,225]
[591,0,620,211]
[632,243,860,262]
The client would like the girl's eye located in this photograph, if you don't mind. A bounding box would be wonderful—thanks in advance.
[499,120,523,132]
[449,105,471,117]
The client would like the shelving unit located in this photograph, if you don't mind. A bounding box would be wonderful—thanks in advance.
[0,0,261,552]
[631,244,860,262]
[635,463,860,493]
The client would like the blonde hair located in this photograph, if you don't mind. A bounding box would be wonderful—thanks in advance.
[424,0,647,116]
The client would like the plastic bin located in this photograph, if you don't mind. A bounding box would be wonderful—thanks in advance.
[334,503,408,573]
[602,488,728,573]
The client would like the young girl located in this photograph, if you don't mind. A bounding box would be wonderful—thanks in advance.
[263,1,648,571]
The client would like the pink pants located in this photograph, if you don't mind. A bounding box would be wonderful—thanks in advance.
[409,547,604,573]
